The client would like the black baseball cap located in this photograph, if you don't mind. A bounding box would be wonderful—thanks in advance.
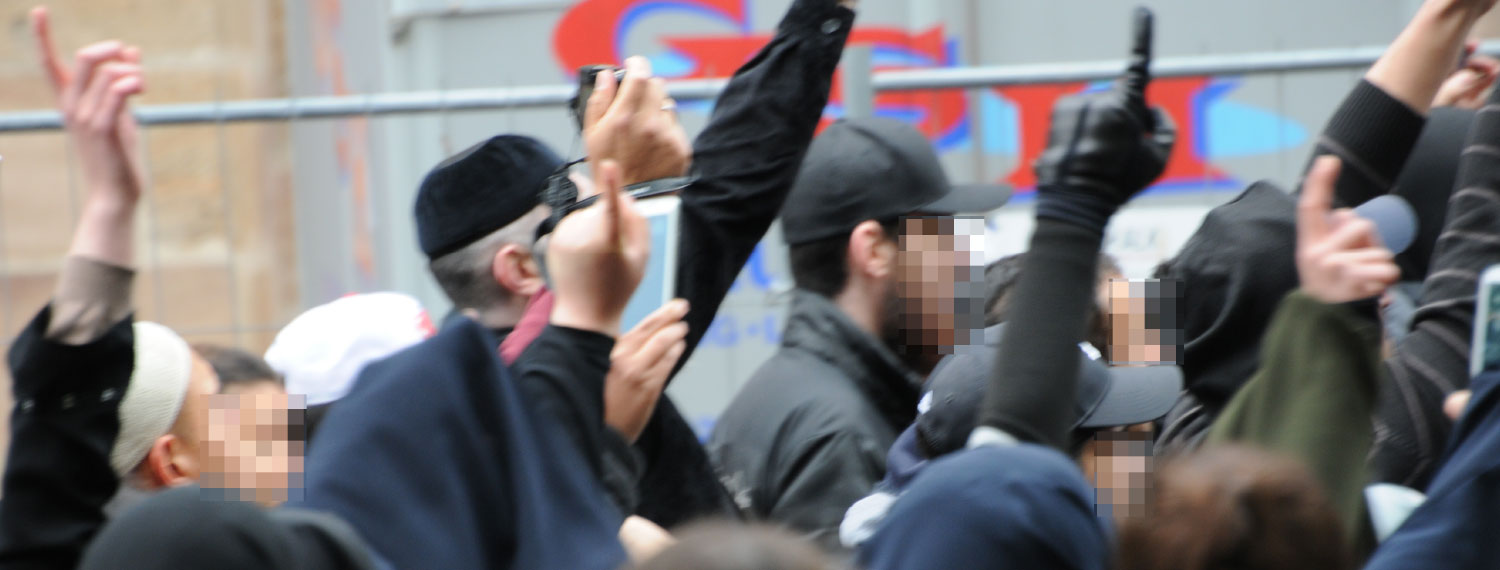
[916,323,1181,457]
[780,117,1011,246]
[413,135,562,259]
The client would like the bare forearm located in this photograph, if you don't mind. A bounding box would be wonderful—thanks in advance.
[67,197,135,267]
[1367,0,1484,114]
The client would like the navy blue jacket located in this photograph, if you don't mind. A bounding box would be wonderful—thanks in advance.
[1366,369,1500,569]
[304,319,627,570]
[858,444,1109,570]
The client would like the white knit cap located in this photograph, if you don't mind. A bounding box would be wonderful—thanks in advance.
[264,292,434,406]
[112,321,194,477]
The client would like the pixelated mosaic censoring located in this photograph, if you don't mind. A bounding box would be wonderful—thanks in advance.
[1107,278,1184,366]
[1093,430,1155,519]
[202,393,306,505]
[896,216,986,358]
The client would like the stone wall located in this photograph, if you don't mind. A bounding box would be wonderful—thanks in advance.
[0,0,296,469]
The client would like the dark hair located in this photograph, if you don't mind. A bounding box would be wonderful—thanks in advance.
[1115,445,1352,570]
[193,345,281,390]
[985,253,1121,331]
[632,523,831,570]
[788,219,899,298]
[1151,257,1177,280]
[1098,252,1123,279]
[983,253,1028,326]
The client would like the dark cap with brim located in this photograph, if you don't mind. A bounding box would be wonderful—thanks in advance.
[917,323,1181,456]
[780,118,1010,246]
[414,135,561,259]
[1076,363,1183,429]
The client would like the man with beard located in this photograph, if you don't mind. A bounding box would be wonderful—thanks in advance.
[708,117,1006,548]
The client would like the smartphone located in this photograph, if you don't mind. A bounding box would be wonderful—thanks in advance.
[1469,264,1500,378]
[619,195,681,332]
[571,65,626,131]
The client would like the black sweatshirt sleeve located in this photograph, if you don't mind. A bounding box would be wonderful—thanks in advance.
[670,0,853,381]
[1374,97,1500,489]
[511,325,642,514]
[627,0,854,528]
[0,308,134,570]
[1303,80,1427,207]
[976,220,1106,450]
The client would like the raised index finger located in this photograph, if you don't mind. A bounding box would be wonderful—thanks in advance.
[595,159,624,250]
[30,7,68,93]
[1298,156,1342,245]
[1122,7,1153,118]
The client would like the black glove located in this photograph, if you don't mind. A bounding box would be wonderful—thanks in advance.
[1034,7,1176,232]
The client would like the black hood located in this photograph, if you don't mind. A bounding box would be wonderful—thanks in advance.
[1162,181,1298,409]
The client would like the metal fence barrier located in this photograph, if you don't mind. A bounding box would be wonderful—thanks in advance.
[2,41,1498,133]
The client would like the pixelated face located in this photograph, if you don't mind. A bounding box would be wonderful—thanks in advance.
[893,216,985,371]
[1106,279,1183,366]
[1085,427,1156,520]
[200,392,306,506]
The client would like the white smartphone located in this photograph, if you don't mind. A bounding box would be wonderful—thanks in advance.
[1469,264,1500,378]
[619,195,681,332]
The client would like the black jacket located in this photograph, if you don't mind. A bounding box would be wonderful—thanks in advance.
[626,0,856,528]
[709,291,921,549]
[0,308,132,570]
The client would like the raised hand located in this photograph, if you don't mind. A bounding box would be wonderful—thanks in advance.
[583,56,692,189]
[1296,157,1401,303]
[547,160,651,337]
[1033,7,1175,231]
[1434,52,1500,109]
[605,300,689,442]
[1365,0,1496,113]
[34,7,144,205]
[33,6,146,266]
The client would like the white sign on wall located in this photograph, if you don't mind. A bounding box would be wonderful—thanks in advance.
[985,201,1221,278]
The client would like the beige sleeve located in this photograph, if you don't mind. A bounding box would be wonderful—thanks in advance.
[45,256,135,345]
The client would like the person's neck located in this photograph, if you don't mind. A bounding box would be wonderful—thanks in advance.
[832,284,886,341]
[473,302,528,331]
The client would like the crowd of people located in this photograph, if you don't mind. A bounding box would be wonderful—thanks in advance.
[2,0,1500,567]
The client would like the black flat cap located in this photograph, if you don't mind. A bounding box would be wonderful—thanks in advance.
[414,135,562,259]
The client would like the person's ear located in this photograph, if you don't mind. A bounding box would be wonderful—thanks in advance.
[144,434,197,488]
[847,220,897,281]
[493,244,546,297]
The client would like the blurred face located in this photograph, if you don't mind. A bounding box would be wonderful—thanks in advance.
[1078,424,1156,521]
[1106,279,1182,366]
[891,216,985,375]
[200,392,305,506]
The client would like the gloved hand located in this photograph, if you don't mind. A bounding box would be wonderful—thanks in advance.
[1034,7,1176,232]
